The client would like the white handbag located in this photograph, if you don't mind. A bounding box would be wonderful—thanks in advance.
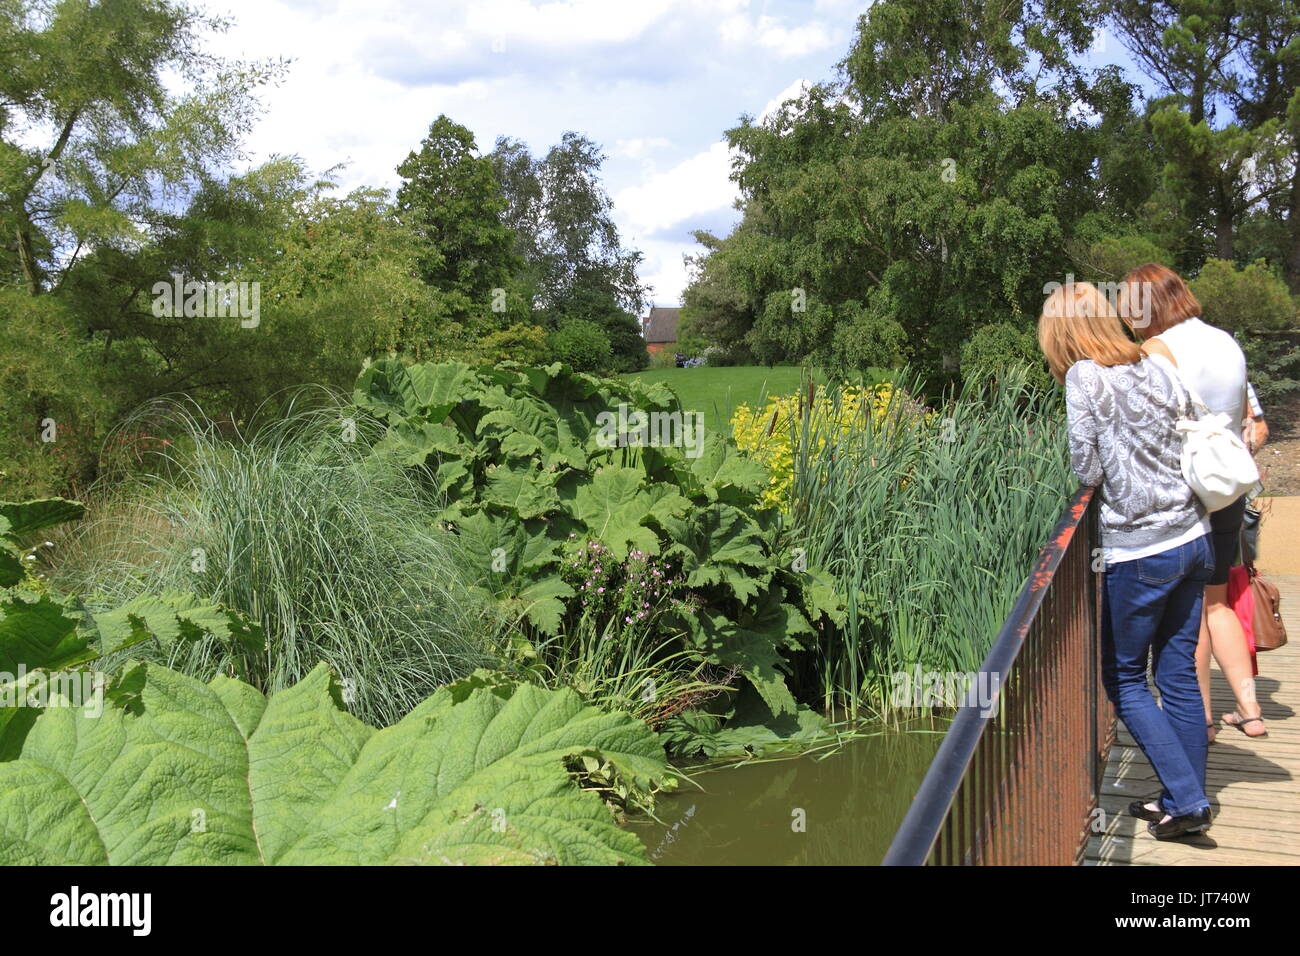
[1160,361,1260,513]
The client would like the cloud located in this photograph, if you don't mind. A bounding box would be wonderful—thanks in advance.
[207,0,859,303]
[718,13,837,58]
[615,140,738,236]
[613,137,672,160]
[758,78,812,122]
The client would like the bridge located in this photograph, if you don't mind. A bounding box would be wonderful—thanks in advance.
[884,490,1299,866]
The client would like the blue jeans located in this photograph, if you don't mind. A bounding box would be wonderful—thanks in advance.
[1102,534,1214,817]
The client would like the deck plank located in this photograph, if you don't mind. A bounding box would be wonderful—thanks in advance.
[1087,573,1300,866]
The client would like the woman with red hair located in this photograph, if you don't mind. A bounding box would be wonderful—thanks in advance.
[1119,263,1266,742]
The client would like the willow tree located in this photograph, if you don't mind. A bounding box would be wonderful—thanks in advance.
[0,0,285,296]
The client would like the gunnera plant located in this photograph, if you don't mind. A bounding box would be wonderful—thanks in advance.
[51,391,502,726]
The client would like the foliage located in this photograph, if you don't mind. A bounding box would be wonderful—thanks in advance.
[679,0,1300,381]
[353,359,842,719]
[0,0,285,295]
[51,396,499,727]
[1237,330,1300,402]
[785,369,1074,715]
[1189,258,1297,334]
[0,290,107,499]
[960,321,1054,392]
[437,322,553,367]
[731,381,915,512]
[818,300,910,383]
[396,115,521,328]
[0,496,262,758]
[1067,231,1175,283]
[537,539,723,727]
[0,661,669,865]
[490,133,648,323]
[600,309,652,373]
[549,320,613,373]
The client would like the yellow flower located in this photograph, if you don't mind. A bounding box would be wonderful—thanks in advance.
[730,382,912,512]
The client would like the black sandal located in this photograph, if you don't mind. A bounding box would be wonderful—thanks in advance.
[1223,713,1268,738]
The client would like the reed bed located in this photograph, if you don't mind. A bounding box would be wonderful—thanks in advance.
[783,369,1073,717]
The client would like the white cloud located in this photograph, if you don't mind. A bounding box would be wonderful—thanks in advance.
[636,237,697,307]
[613,137,672,160]
[759,78,811,122]
[719,13,836,58]
[202,0,856,302]
[615,140,738,236]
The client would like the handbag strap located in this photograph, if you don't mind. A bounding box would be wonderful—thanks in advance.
[1143,350,1203,419]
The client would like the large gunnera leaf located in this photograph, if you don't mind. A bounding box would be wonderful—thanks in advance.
[0,663,666,865]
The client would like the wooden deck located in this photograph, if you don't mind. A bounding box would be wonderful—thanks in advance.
[1087,574,1300,865]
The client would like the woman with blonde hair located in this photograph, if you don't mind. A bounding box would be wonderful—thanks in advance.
[1039,281,1214,840]
[1119,263,1266,741]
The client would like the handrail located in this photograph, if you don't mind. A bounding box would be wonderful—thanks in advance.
[882,485,1109,865]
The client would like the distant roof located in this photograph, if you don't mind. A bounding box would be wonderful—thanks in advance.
[643,306,681,343]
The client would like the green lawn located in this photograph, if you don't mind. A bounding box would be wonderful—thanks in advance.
[624,365,820,434]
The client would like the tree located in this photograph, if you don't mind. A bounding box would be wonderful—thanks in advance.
[1227,1,1300,289]
[395,116,521,328]
[1105,1,1293,267]
[0,0,285,296]
[489,133,648,369]
[61,158,445,422]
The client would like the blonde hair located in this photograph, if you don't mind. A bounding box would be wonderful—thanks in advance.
[1037,282,1142,383]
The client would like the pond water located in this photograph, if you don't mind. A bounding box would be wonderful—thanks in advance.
[627,720,949,866]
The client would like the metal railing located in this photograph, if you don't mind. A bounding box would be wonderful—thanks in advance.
[882,485,1115,865]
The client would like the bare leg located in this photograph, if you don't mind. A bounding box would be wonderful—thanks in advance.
[1195,604,1215,742]
[1203,583,1266,736]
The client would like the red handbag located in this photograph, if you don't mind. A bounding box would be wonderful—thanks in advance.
[1226,565,1258,677]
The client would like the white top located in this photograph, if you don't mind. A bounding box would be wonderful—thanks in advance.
[1156,317,1249,431]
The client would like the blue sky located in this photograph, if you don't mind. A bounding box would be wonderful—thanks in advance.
[209,0,874,307]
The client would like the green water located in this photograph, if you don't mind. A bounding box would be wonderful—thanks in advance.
[628,721,949,866]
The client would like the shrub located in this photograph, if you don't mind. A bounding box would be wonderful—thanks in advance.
[1190,258,1296,334]
[470,322,553,365]
[1068,232,1174,282]
[960,321,1053,392]
[549,320,613,372]
[818,301,909,383]
[1238,329,1300,403]
[701,344,738,367]
[352,359,842,721]
[0,291,109,500]
[599,311,652,373]
[648,349,678,369]
[730,381,918,513]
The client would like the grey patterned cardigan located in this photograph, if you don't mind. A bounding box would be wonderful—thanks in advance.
[1064,357,1208,550]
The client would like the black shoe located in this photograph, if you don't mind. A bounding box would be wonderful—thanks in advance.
[1128,799,1163,822]
[1148,806,1211,840]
